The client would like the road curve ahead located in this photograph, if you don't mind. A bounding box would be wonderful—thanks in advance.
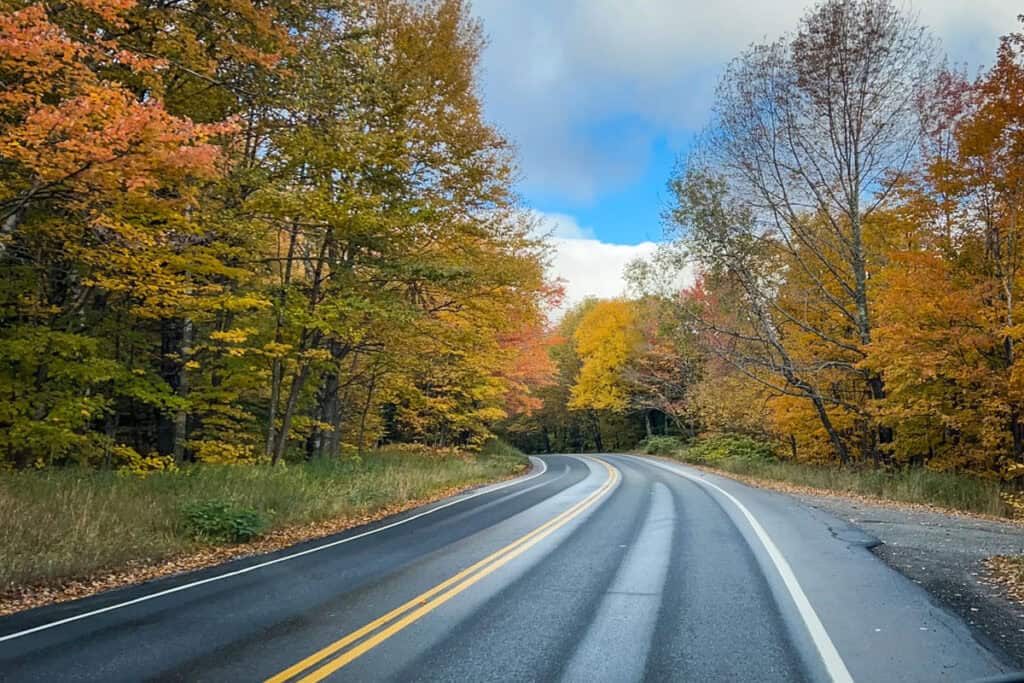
[0,454,1017,682]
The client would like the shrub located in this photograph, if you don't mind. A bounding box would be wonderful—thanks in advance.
[479,438,529,462]
[641,435,686,455]
[683,434,776,464]
[181,500,267,544]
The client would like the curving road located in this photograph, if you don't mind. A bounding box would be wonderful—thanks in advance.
[0,454,1018,682]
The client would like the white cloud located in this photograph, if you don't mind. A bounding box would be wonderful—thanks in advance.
[548,235,659,313]
[530,211,659,311]
[529,209,595,240]
[551,236,659,310]
[473,0,1021,201]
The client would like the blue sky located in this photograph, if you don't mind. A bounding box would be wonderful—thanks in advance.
[529,133,675,245]
[469,0,1022,310]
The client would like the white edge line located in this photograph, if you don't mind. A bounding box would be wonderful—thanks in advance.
[0,457,549,643]
[634,455,855,683]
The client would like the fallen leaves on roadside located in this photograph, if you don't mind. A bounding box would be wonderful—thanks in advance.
[984,556,1024,604]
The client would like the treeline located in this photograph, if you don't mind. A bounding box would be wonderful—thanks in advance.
[507,1,1024,480]
[500,296,697,454]
[0,0,554,470]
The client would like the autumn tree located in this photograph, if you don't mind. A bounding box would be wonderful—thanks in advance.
[0,0,555,469]
[0,0,237,467]
[867,22,1024,474]
[660,0,937,463]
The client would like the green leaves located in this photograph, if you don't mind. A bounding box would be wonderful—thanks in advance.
[181,500,267,544]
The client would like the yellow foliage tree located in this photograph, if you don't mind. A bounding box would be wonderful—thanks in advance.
[569,300,640,412]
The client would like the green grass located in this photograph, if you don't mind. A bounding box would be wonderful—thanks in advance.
[660,435,1008,518]
[0,445,527,591]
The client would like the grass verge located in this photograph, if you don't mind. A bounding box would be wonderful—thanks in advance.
[653,434,1008,518]
[0,443,527,610]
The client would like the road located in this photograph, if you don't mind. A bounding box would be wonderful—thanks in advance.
[0,454,1018,682]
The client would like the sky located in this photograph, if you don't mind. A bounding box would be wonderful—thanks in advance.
[468,0,1022,312]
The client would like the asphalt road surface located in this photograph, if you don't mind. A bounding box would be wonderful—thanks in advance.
[1,454,1019,682]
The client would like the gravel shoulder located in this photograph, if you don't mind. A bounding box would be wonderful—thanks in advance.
[792,490,1024,666]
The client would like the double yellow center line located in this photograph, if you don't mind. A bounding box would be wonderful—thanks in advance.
[265,458,620,683]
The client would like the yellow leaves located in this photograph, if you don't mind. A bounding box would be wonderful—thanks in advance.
[210,328,255,344]
[188,440,256,465]
[301,349,332,363]
[569,300,640,412]
[262,342,293,358]
[115,448,178,477]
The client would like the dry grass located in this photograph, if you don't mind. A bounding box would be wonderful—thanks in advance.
[664,435,1009,518]
[0,447,526,595]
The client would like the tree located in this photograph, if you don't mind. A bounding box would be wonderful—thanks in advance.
[662,0,937,463]
[569,300,640,413]
[867,22,1024,474]
[0,0,556,469]
[0,0,234,468]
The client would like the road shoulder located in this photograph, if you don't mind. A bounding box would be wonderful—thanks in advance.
[641,453,1024,668]
[624,453,1017,680]
[792,490,1024,667]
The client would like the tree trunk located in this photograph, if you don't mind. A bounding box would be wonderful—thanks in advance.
[173,317,193,464]
[357,376,377,454]
[272,361,311,465]
[589,411,604,452]
[309,367,340,460]
[157,318,186,458]
[326,361,358,460]
[265,222,299,459]
[265,357,283,458]
[810,395,850,465]
[271,226,331,465]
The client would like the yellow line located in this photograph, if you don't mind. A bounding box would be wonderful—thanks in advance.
[265,457,618,683]
[297,459,618,682]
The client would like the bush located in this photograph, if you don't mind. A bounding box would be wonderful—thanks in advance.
[683,434,776,464]
[641,435,687,455]
[479,438,525,459]
[181,500,267,544]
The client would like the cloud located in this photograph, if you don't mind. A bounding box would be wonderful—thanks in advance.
[551,236,659,310]
[529,210,595,240]
[472,0,1020,202]
[530,211,658,311]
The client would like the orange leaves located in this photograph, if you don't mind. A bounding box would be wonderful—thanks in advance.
[0,5,89,113]
[861,26,1024,473]
[3,86,222,196]
[0,2,232,215]
[498,324,557,416]
[69,0,136,24]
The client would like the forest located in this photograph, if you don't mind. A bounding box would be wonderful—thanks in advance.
[5,0,1024,486]
[503,4,1024,481]
[0,0,557,472]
